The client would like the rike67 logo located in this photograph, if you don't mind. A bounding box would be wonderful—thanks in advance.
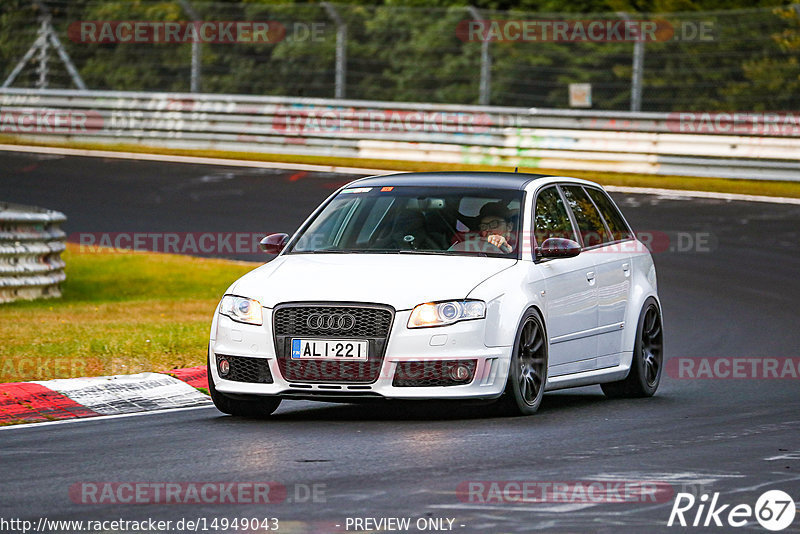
[668,490,796,531]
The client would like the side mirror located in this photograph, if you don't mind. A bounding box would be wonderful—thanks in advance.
[260,233,289,254]
[536,237,581,259]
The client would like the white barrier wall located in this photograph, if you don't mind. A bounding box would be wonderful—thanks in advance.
[1,88,799,181]
[0,202,66,303]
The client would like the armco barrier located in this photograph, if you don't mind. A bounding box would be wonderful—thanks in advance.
[1,88,799,181]
[0,202,67,303]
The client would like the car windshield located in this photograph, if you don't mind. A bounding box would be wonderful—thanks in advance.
[287,186,523,257]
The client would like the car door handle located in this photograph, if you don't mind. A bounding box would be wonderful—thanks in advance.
[586,271,595,283]
[622,263,630,276]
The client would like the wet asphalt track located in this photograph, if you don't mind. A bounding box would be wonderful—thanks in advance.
[1,150,799,533]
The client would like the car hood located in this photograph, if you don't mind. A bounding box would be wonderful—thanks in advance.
[231,253,517,310]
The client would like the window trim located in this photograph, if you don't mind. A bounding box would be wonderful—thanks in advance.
[582,185,635,244]
[556,184,586,248]
[530,184,580,261]
[570,184,613,245]
[560,184,637,252]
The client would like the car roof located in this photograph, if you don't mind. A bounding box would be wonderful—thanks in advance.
[349,171,556,190]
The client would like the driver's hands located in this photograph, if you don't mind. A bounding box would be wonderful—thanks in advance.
[487,234,512,253]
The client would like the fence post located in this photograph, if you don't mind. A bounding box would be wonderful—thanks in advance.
[3,8,86,90]
[322,2,347,99]
[631,39,644,111]
[179,0,202,93]
[36,17,50,89]
[619,12,644,112]
[467,6,491,105]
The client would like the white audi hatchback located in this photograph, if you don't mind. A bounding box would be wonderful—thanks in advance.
[208,172,663,416]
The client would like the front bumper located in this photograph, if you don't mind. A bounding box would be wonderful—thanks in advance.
[210,308,511,400]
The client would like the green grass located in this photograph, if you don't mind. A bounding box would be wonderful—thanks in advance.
[0,245,257,382]
[3,136,800,199]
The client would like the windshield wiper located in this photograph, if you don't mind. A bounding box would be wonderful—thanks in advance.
[303,249,382,254]
[292,249,350,254]
[396,249,449,255]
[295,249,478,256]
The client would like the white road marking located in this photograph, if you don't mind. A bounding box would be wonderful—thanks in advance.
[723,474,800,494]
[0,405,215,431]
[765,451,800,461]
[604,185,800,205]
[429,503,597,513]
[593,471,746,483]
[3,143,799,205]
[0,143,389,176]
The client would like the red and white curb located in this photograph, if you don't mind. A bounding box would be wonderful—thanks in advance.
[0,366,210,425]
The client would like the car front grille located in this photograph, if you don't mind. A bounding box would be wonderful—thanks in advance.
[392,360,478,387]
[273,303,394,383]
[216,354,274,384]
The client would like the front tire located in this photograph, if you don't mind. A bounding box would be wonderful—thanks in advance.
[496,309,548,415]
[208,356,281,417]
[601,298,663,398]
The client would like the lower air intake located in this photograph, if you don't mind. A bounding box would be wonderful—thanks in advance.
[392,360,477,387]
[216,354,274,384]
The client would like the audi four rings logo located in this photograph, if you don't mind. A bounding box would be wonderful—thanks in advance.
[307,312,356,331]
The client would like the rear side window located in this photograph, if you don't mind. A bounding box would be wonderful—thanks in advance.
[585,187,633,242]
[560,185,610,247]
[533,186,577,247]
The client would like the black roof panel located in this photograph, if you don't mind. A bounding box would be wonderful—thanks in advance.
[350,171,553,190]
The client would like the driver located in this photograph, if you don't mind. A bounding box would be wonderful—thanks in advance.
[476,201,514,253]
[449,201,515,253]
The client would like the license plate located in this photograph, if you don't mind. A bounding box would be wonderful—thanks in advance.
[291,339,369,361]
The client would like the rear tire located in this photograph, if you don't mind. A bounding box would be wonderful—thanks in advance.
[208,356,281,417]
[601,298,663,398]
[496,309,548,416]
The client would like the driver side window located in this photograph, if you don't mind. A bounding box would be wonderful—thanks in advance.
[533,187,578,250]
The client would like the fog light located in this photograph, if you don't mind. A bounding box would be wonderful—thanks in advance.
[449,364,471,381]
[218,358,230,377]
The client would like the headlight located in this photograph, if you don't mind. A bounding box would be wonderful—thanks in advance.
[219,295,263,325]
[407,300,486,328]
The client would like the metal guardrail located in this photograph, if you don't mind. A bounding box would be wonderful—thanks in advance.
[0,202,66,303]
[1,88,799,181]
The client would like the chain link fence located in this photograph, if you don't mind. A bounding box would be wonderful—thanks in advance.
[1,0,799,111]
